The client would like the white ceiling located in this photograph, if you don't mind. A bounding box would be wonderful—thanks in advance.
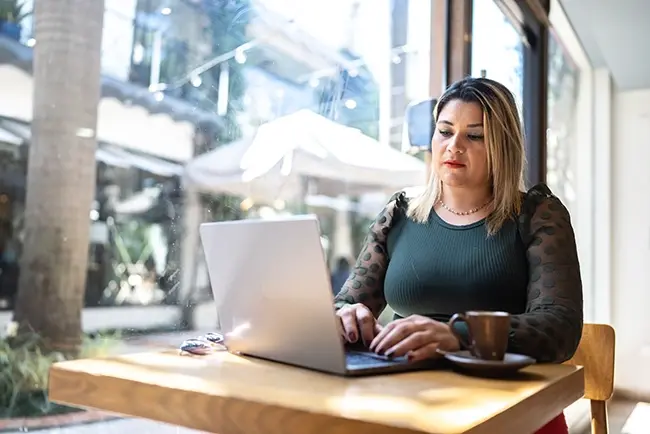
[558,0,650,90]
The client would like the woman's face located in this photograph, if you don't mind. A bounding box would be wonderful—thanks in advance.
[431,99,490,189]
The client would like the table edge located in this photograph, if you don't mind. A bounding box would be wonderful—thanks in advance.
[464,365,585,434]
[48,357,585,434]
[48,366,426,434]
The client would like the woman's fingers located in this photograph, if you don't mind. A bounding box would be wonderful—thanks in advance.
[336,304,382,346]
[407,342,442,362]
[383,331,432,357]
[338,309,360,343]
[335,315,346,340]
[369,320,394,351]
[371,321,415,354]
[356,307,377,346]
[370,316,446,357]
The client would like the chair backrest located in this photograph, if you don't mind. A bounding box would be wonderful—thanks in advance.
[564,323,616,401]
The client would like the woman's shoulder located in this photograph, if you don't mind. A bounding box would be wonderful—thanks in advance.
[521,183,568,213]
[368,187,422,237]
[384,186,423,212]
[518,183,572,241]
[523,183,554,200]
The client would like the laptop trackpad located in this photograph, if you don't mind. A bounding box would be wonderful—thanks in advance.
[345,350,409,369]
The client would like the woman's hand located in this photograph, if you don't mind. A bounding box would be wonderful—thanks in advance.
[336,303,383,347]
[369,315,460,361]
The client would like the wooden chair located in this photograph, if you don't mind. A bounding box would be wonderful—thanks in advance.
[564,323,616,434]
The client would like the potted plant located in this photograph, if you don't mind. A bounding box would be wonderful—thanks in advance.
[0,0,29,42]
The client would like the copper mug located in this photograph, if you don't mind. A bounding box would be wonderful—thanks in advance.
[448,311,510,361]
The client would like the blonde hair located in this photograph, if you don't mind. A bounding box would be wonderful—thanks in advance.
[407,77,527,235]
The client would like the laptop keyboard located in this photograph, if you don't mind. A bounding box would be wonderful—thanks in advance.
[345,350,408,368]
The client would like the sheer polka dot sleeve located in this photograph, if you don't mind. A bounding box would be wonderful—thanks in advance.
[510,184,584,363]
[333,191,406,318]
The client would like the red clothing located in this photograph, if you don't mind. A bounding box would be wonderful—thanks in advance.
[535,414,568,434]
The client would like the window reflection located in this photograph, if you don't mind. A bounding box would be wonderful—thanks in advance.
[90,162,182,307]
[0,133,25,309]
[470,0,524,108]
[0,0,433,312]
[546,31,579,216]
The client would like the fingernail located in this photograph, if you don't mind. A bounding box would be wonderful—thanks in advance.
[407,352,415,362]
[348,332,357,342]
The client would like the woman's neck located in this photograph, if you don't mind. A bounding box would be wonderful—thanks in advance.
[440,185,492,212]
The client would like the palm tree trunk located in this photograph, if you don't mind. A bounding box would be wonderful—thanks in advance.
[12,0,105,355]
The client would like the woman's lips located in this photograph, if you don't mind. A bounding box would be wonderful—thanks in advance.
[444,161,465,168]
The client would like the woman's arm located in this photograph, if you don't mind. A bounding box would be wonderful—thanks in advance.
[509,187,584,363]
[333,192,405,318]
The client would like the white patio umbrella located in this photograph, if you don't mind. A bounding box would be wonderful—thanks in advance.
[183,109,425,203]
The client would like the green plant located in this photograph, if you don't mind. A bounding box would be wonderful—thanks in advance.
[0,0,30,23]
[0,335,66,418]
[0,332,120,418]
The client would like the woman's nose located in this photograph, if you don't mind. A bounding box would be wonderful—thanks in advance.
[446,134,465,153]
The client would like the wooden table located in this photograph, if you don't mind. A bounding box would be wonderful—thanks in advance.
[49,350,584,434]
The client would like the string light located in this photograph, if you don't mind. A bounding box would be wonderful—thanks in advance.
[294,44,419,85]
[149,34,419,95]
[144,2,421,135]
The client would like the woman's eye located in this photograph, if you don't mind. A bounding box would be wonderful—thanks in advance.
[468,134,484,141]
[438,129,453,137]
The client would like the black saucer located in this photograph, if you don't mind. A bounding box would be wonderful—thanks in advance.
[443,351,536,378]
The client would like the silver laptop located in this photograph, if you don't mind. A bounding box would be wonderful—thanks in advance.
[199,215,439,376]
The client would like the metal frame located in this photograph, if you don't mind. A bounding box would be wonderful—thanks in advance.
[429,0,448,97]
[445,0,473,84]
[426,0,473,88]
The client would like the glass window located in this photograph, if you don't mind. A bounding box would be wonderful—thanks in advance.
[0,143,25,309]
[546,29,594,322]
[470,0,524,108]
[129,0,204,94]
[0,0,433,314]
[89,161,182,307]
[546,31,580,217]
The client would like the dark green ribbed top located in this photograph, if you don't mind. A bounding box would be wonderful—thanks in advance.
[384,209,529,322]
[334,184,584,363]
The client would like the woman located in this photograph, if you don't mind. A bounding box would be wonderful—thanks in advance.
[334,77,583,434]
